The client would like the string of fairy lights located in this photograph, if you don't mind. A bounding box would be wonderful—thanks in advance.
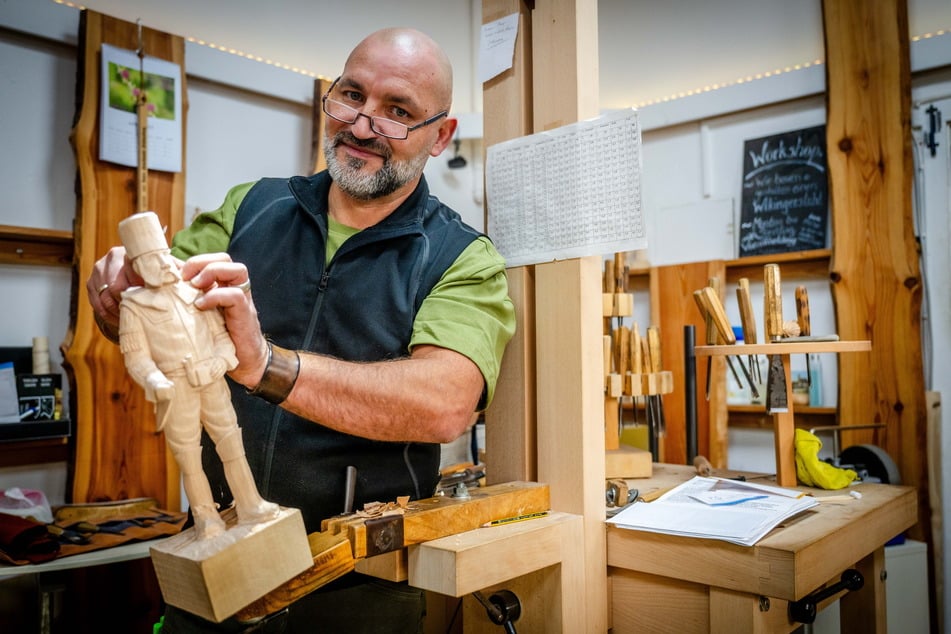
[51,1,948,109]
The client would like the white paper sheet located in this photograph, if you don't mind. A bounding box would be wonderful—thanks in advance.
[485,108,646,268]
[607,476,819,547]
[478,13,520,83]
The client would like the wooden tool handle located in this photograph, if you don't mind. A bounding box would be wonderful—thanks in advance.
[693,290,717,346]
[795,285,811,337]
[617,326,631,375]
[647,325,662,372]
[603,335,612,376]
[693,455,713,476]
[764,263,783,341]
[604,258,615,293]
[700,286,736,345]
[614,253,626,293]
[736,278,757,345]
[631,322,643,373]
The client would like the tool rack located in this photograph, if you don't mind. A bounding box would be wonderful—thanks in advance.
[695,340,870,486]
[602,255,671,477]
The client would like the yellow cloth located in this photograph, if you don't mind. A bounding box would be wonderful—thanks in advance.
[794,429,857,489]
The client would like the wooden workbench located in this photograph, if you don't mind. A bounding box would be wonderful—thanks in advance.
[607,464,917,633]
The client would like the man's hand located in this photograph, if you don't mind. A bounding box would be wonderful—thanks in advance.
[87,246,144,334]
[181,253,269,389]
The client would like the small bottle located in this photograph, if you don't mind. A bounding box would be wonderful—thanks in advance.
[808,354,822,406]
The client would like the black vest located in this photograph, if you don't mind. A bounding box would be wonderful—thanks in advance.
[202,172,481,531]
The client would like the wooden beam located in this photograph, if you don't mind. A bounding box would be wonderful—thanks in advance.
[482,0,606,630]
[535,256,607,631]
[483,0,537,485]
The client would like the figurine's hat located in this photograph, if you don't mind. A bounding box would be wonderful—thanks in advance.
[118,211,169,259]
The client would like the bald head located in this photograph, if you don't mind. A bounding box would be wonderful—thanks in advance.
[345,28,454,111]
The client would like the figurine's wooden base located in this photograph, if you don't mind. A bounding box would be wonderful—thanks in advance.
[605,444,652,479]
[150,507,311,623]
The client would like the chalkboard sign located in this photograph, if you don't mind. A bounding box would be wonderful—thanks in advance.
[738,125,828,257]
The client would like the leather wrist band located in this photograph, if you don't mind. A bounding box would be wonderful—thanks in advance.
[94,311,120,344]
[248,341,300,405]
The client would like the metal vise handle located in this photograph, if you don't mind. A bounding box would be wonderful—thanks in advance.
[788,569,864,624]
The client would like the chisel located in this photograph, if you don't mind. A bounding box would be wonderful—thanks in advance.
[631,322,642,427]
[646,325,665,459]
[764,264,788,413]
[736,277,761,384]
[699,286,758,400]
[795,285,812,388]
[693,287,716,401]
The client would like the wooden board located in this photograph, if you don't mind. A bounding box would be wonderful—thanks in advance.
[482,0,536,487]
[409,511,581,597]
[63,10,186,508]
[605,445,652,479]
[652,261,726,466]
[823,0,930,544]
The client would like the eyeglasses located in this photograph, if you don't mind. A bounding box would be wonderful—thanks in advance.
[321,77,448,140]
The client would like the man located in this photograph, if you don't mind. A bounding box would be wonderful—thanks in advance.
[88,27,515,633]
[117,211,279,540]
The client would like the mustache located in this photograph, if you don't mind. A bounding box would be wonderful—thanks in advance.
[332,131,391,159]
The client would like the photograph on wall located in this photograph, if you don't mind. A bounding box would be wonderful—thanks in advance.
[737,125,827,257]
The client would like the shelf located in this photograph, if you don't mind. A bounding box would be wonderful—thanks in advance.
[696,340,871,356]
[725,248,831,283]
[0,224,74,267]
[626,249,831,285]
[0,436,69,467]
[727,405,837,430]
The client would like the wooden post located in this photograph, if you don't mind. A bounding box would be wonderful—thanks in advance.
[482,0,606,630]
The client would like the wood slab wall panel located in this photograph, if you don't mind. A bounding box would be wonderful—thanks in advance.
[652,261,727,467]
[310,77,331,175]
[822,0,930,543]
[63,11,185,507]
[483,0,536,485]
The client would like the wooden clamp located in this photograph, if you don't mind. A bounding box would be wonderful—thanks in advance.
[235,481,550,622]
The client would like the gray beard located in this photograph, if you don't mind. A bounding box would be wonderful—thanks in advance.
[323,131,428,200]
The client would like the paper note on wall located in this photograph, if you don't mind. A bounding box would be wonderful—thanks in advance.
[479,13,519,83]
[485,108,647,267]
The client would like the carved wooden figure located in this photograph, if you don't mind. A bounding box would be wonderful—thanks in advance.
[117,211,279,539]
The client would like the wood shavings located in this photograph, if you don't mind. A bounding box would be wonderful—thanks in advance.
[357,501,406,518]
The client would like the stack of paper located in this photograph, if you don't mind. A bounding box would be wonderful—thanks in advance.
[606,476,819,547]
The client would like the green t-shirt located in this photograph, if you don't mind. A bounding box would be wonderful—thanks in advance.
[171,182,515,407]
